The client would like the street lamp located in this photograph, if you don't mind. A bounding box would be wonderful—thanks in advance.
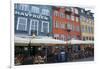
[67,29,71,40]
[67,29,71,51]
[28,33,36,56]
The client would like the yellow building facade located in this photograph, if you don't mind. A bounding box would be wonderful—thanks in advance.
[80,15,94,41]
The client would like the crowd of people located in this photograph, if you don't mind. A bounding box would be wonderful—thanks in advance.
[15,51,46,65]
[15,46,94,65]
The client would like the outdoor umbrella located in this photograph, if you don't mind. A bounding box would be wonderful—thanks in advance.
[14,36,30,46]
[66,39,85,45]
[30,36,67,46]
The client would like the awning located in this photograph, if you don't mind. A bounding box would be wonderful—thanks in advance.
[15,36,66,46]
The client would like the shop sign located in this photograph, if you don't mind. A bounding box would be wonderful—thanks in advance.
[15,11,49,20]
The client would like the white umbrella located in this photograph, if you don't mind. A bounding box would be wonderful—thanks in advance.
[66,39,85,45]
[30,37,66,46]
[83,40,94,44]
[14,36,30,46]
[15,36,66,46]
[66,38,94,45]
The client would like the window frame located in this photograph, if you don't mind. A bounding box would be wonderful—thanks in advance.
[31,6,40,14]
[19,4,29,11]
[71,15,74,21]
[41,21,49,33]
[29,19,39,35]
[42,9,50,16]
[16,17,27,31]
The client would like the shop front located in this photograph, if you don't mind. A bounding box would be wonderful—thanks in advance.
[14,36,67,65]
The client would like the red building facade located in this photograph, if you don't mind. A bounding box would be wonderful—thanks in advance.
[52,6,81,51]
[52,7,67,41]
[52,7,81,41]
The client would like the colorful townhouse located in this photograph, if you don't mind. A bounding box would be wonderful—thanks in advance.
[14,3,52,37]
[78,8,94,49]
[78,8,94,41]
[65,7,81,52]
[52,6,81,53]
[14,3,52,56]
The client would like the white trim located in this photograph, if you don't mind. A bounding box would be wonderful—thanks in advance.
[16,17,27,31]
[41,21,49,33]
[48,22,49,32]
[16,17,20,30]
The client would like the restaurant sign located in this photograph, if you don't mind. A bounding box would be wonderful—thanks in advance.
[15,11,49,20]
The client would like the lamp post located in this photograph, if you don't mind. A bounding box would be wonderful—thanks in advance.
[67,29,71,40]
[28,33,36,56]
[67,29,72,51]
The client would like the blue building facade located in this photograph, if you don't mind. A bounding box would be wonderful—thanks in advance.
[14,3,52,36]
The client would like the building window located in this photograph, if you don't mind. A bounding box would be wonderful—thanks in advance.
[81,25,84,32]
[91,20,94,24]
[76,17,79,22]
[14,4,18,9]
[42,9,50,16]
[83,37,85,40]
[72,35,77,39]
[86,37,88,40]
[72,25,75,31]
[31,6,40,14]
[76,26,80,32]
[85,26,88,32]
[29,19,39,35]
[60,34,65,41]
[54,11,59,16]
[54,34,59,39]
[75,8,78,14]
[83,17,86,22]
[41,21,49,33]
[80,16,84,22]
[66,14,70,20]
[18,4,29,11]
[67,23,72,30]
[71,15,74,21]
[60,13,65,18]
[91,27,94,33]
[71,8,74,13]
[53,21,56,28]
[16,17,27,31]
[67,34,71,40]
[88,26,91,33]
[89,37,91,40]
[81,9,84,13]
[55,21,59,28]
[60,23,65,29]
[86,18,89,23]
